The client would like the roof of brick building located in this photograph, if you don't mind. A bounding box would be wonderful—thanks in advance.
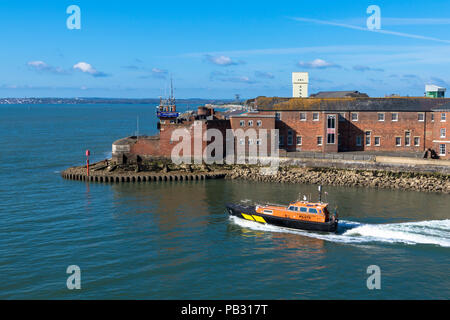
[431,101,450,111]
[309,91,368,98]
[250,96,450,112]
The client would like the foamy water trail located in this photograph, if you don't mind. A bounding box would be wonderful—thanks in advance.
[229,216,450,247]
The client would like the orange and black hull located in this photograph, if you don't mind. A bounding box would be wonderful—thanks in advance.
[226,203,338,233]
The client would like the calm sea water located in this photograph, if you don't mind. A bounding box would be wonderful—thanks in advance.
[0,104,449,299]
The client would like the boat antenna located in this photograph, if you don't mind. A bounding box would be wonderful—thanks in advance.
[318,185,322,203]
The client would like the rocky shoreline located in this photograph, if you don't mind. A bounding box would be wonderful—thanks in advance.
[225,165,450,194]
[62,159,450,194]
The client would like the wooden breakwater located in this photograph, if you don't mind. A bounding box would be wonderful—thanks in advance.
[61,168,227,183]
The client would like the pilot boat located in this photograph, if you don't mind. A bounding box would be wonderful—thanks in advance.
[226,186,338,232]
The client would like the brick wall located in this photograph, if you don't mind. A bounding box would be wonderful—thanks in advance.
[258,111,337,152]
[432,111,450,159]
[337,111,428,152]
[229,115,276,158]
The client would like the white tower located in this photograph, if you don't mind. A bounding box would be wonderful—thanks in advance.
[292,72,309,98]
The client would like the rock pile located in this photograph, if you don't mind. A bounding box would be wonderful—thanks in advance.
[225,165,450,193]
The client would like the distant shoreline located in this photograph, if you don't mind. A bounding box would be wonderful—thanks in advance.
[0,97,235,105]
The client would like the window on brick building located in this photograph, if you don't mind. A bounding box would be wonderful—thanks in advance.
[395,137,401,146]
[418,113,425,122]
[296,136,302,145]
[439,144,446,156]
[240,120,245,127]
[279,135,284,146]
[374,137,381,146]
[441,128,446,138]
[339,113,346,121]
[356,136,362,146]
[256,139,261,145]
[317,136,323,145]
[327,134,335,144]
[351,113,358,121]
[275,112,281,120]
[414,137,420,146]
[431,113,434,122]
[248,139,254,145]
[313,113,319,121]
[405,131,411,146]
[287,130,293,145]
[300,112,306,121]
[392,113,398,121]
[378,113,385,121]
[248,120,253,126]
[365,131,371,146]
[327,115,336,144]
[256,120,262,127]
[441,113,446,122]
[239,138,245,145]
[287,136,293,145]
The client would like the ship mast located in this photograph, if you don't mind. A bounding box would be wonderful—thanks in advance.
[170,76,174,104]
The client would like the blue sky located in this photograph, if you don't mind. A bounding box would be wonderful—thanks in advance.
[1,0,450,99]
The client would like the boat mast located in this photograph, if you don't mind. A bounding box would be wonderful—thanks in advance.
[170,76,174,104]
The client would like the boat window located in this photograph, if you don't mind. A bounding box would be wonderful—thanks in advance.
[299,207,307,213]
[308,208,318,214]
[288,206,296,211]
[263,210,273,214]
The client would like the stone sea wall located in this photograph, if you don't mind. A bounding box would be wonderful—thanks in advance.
[225,165,450,194]
[62,158,450,193]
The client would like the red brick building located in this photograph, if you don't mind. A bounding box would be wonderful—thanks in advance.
[112,105,230,164]
[112,97,450,163]
[249,96,450,159]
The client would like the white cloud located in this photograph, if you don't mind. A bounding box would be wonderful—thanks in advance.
[27,61,67,74]
[353,65,384,72]
[297,59,341,69]
[254,71,275,79]
[28,61,47,68]
[204,54,241,66]
[73,62,109,77]
[151,68,168,79]
[152,68,167,74]
[210,71,255,83]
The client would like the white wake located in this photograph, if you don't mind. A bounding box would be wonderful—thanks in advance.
[229,216,450,247]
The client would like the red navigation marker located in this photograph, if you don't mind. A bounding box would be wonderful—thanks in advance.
[86,149,90,176]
